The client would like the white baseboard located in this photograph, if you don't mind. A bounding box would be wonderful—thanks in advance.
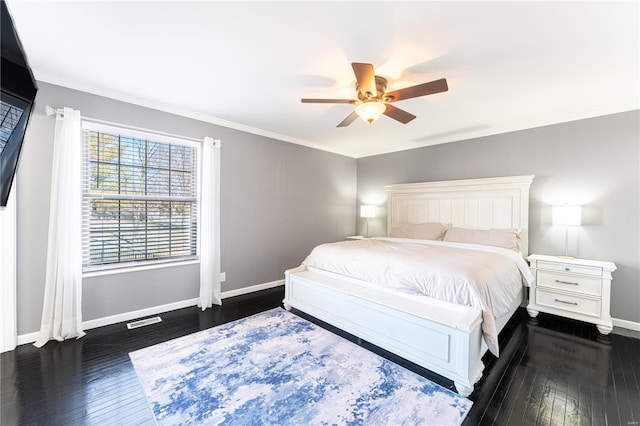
[83,298,200,331]
[612,317,640,332]
[221,279,284,299]
[16,280,285,346]
[16,331,38,347]
[17,297,199,346]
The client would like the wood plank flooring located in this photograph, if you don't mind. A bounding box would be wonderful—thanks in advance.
[2,286,638,425]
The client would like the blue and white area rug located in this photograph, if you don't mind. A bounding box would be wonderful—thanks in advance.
[129,308,472,425]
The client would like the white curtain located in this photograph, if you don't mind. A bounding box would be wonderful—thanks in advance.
[198,137,222,309]
[35,107,85,347]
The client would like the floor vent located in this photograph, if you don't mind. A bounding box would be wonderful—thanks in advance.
[127,316,162,330]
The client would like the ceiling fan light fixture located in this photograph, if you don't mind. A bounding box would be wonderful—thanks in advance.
[355,101,386,124]
[301,62,448,127]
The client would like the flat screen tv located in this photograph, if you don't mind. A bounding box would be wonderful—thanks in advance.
[1,0,37,207]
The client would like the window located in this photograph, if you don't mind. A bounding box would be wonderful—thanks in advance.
[82,122,199,271]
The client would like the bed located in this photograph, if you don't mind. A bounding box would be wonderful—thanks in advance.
[283,175,535,396]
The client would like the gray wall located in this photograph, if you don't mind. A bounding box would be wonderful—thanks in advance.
[357,111,639,323]
[16,82,356,335]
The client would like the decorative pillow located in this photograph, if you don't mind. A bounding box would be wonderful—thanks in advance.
[443,227,521,252]
[388,222,448,241]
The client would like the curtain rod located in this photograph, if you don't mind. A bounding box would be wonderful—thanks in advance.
[45,105,64,116]
[44,105,207,144]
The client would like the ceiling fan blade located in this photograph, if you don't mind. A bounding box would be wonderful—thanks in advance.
[301,98,356,104]
[337,111,359,127]
[383,104,416,124]
[352,63,377,97]
[384,78,448,102]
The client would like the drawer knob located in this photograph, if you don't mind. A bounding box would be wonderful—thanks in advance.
[555,279,579,286]
[564,267,571,271]
[554,298,578,306]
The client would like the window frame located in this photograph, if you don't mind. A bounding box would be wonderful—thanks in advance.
[81,120,201,274]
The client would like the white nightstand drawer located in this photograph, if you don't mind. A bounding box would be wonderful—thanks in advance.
[537,271,601,296]
[536,289,601,318]
[536,261,602,277]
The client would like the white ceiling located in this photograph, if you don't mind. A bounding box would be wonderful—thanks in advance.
[6,1,639,158]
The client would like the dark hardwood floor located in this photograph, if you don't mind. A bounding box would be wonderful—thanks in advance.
[2,286,638,425]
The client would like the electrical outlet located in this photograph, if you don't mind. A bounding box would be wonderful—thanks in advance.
[220,272,226,282]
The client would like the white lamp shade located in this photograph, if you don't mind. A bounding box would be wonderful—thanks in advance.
[360,205,376,218]
[355,102,386,123]
[552,205,582,226]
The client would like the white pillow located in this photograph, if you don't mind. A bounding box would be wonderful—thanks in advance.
[388,222,448,241]
[443,227,521,252]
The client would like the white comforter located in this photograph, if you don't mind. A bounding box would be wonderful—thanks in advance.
[302,237,534,357]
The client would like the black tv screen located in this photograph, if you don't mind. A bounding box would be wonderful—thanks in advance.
[1,0,37,207]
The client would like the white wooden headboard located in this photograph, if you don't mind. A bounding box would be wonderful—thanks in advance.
[385,175,535,256]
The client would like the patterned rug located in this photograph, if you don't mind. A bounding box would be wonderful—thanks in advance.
[130,308,472,425]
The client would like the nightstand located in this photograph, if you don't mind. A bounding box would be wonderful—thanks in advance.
[346,236,365,240]
[527,254,616,334]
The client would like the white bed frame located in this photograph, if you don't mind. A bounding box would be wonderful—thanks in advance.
[283,175,534,396]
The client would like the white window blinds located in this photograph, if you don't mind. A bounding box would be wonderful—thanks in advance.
[82,122,199,270]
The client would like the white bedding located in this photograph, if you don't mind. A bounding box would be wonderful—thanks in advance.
[302,237,534,357]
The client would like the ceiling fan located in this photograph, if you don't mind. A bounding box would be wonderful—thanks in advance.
[301,62,448,127]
